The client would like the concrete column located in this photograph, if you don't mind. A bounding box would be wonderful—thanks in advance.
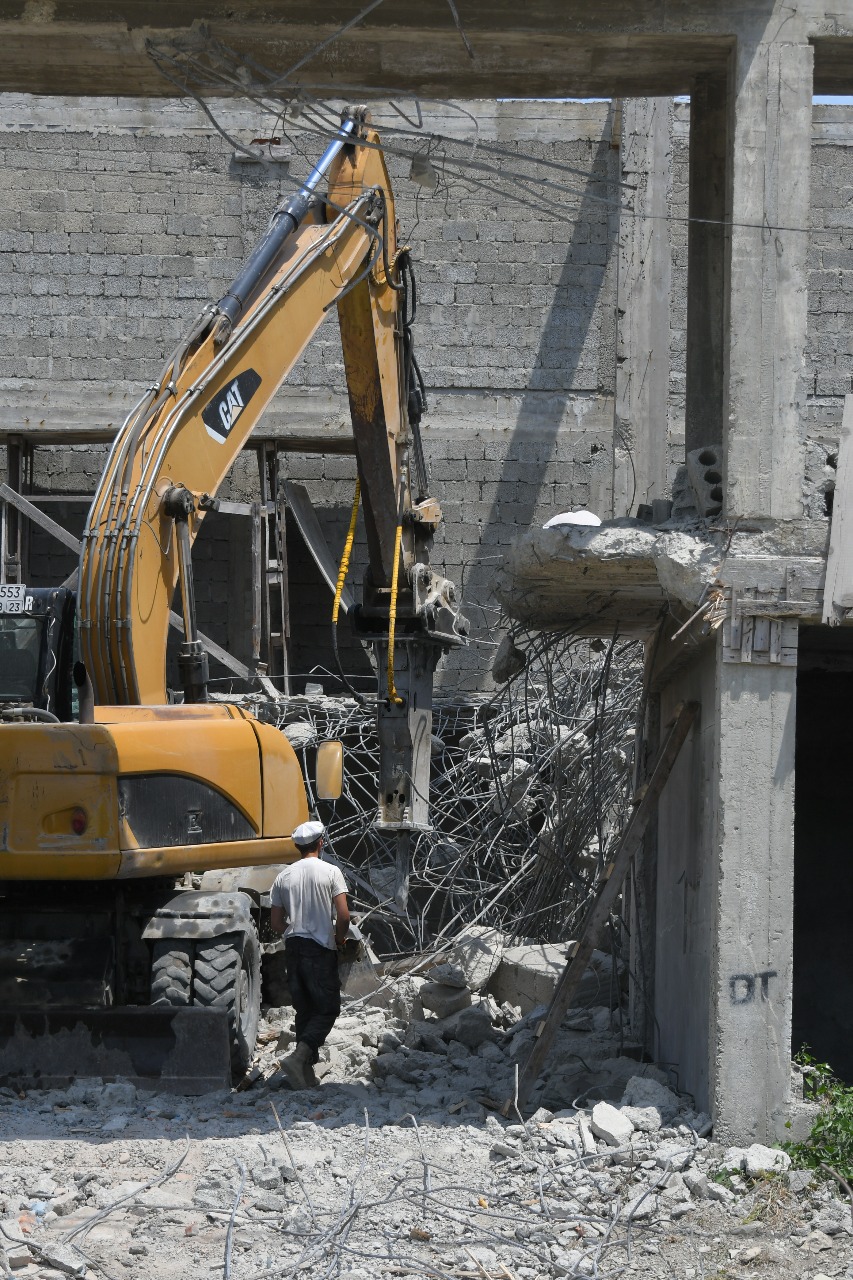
[724,38,813,519]
[613,98,672,517]
[685,74,727,455]
[712,651,797,1143]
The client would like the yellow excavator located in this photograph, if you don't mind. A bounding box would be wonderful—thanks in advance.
[0,110,464,1088]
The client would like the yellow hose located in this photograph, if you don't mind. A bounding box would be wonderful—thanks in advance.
[333,479,360,626]
[387,517,404,706]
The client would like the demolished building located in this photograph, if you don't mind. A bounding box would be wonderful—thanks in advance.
[0,0,852,1145]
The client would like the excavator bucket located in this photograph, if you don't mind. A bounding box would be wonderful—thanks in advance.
[0,1006,231,1094]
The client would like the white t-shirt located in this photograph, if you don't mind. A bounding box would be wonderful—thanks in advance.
[270,857,348,951]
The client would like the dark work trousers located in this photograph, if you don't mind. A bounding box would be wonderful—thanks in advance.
[284,936,341,1063]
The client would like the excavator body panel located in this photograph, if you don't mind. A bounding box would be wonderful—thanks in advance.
[0,705,307,880]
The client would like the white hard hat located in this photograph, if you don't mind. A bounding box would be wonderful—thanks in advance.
[292,820,326,847]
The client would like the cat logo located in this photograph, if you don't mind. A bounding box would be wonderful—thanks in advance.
[201,368,262,443]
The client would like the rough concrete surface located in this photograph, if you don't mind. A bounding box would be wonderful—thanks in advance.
[0,976,847,1280]
[495,521,719,633]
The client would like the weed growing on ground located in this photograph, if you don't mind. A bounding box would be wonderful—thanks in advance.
[741,1174,791,1226]
[784,1046,853,1182]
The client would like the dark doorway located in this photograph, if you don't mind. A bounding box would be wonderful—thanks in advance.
[793,627,853,1080]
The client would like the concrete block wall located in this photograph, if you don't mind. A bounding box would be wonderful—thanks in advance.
[0,94,620,691]
[802,107,853,521]
[2,96,852,689]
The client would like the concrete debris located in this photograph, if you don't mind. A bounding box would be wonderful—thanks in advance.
[418,981,472,1018]
[590,1100,634,1146]
[803,1229,835,1252]
[724,1142,792,1177]
[621,1074,681,1124]
[0,956,843,1280]
[446,925,505,992]
[427,962,468,989]
[491,632,527,683]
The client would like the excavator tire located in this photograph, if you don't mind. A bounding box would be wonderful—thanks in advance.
[192,927,261,1078]
[150,941,192,1006]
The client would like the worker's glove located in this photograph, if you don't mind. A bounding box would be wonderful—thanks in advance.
[336,936,365,962]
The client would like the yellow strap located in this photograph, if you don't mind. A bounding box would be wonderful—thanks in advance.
[332,479,360,626]
[387,517,404,706]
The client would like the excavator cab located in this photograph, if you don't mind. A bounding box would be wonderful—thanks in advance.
[0,587,75,721]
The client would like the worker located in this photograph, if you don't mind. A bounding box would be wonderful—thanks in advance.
[270,820,350,1089]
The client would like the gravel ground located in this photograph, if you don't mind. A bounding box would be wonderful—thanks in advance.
[1,985,851,1280]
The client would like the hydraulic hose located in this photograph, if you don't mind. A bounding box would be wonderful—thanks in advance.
[386,508,405,708]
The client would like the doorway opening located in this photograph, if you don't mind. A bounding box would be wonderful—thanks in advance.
[793,627,853,1080]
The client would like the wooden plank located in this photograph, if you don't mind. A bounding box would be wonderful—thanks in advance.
[738,599,819,618]
[823,393,853,623]
[752,616,770,653]
[505,700,699,1115]
[0,482,81,553]
[0,485,252,682]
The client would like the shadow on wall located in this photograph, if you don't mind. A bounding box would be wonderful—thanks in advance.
[462,108,619,640]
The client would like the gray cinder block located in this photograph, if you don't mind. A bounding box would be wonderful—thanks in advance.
[686,445,724,518]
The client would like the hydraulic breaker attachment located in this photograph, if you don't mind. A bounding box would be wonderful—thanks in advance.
[372,636,441,833]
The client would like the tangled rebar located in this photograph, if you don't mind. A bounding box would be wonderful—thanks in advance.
[269,631,643,956]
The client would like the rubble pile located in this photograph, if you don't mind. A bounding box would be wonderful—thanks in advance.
[270,631,643,953]
[2,953,851,1280]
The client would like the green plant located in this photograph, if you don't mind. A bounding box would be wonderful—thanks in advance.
[784,1046,853,1181]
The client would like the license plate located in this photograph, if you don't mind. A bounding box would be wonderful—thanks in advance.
[0,584,28,614]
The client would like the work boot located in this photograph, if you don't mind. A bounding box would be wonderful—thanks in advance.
[279,1041,312,1090]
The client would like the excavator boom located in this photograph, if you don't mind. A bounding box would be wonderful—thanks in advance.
[0,112,465,1090]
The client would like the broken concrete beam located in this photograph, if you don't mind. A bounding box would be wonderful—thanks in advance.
[487,944,621,1015]
[495,520,718,634]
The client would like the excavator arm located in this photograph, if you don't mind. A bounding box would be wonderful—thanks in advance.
[79,109,465,832]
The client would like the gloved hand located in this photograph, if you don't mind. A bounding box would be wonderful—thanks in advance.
[336,936,364,961]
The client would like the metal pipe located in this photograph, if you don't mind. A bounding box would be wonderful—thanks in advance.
[216,117,357,330]
[175,520,198,643]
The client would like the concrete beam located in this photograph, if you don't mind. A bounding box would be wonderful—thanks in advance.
[724,37,813,519]
[614,98,673,517]
[0,3,848,98]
